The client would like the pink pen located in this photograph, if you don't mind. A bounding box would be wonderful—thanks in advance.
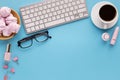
[4,44,11,63]
[110,27,119,45]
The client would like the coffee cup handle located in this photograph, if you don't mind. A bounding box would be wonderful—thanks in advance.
[103,24,108,29]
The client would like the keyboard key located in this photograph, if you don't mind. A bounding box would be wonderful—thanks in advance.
[21,11,26,15]
[39,20,43,24]
[24,19,31,23]
[84,13,89,17]
[31,27,36,32]
[26,23,35,28]
[35,26,39,30]
[26,10,30,14]
[32,18,35,21]
[20,8,25,11]
[65,17,71,21]
[39,24,45,29]
[29,14,33,18]
[34,12,38,17]
[26,28,31,33]
[36,16,40,20]
[79,4,85,8]
[45,18,65,27]
[79,13,83,17]
[35,21,39,25]
[23,15,29,19]
[81,0,85,3]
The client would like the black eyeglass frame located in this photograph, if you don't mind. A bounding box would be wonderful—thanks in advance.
[17,31,51,48]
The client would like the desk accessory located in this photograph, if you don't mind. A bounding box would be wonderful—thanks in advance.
[17,31,51,48]
[110,27,119,45]
[102,32,110,41]
[0,7,21,40]
[91,1,119,29]
[20,0,89,34]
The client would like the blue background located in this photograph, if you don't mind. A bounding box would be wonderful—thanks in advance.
[0,0,120,80]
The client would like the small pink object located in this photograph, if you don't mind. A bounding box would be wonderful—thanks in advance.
[5,14,17,25]
[0,7,11,18]
[102,32,110,41]
[8,22,20,33]
[3,65,8,69]
[4,75,8,80]
[110,27,119,45]
[0,18,5,28]
[10,68,15,73]
[13,56,18,62]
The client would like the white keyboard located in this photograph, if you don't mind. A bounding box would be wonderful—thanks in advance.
[20,0,89,34]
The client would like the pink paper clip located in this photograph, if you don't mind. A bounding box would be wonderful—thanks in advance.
[110,27,119,45]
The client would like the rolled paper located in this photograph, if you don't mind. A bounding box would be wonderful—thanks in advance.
[0,7,11,18]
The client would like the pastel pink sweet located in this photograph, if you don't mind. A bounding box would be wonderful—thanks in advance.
[0,19,5,27]
[3,65,8,69]
[3,26,12,36]
[0,20,5,35]
[0,7,11,17]
[13,57,18,62]
[0,27,4,35]
[8,23,20,33]
[5,14,17,24]
[10,68,15,73]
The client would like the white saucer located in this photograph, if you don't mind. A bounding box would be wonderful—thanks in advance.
[91,1,118,29]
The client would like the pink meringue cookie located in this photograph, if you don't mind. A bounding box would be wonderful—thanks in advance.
[0,7,11,18]
[0,27,4,34]
[0,18,5,28]
[5,14,17,25]
[8,22,20,33]
[3,26,12,36]
[0,18,6,34]
[0,33,1,36]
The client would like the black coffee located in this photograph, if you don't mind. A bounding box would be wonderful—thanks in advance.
[99,5,116,21]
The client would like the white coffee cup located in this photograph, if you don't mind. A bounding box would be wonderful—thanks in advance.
[91,1,119,29]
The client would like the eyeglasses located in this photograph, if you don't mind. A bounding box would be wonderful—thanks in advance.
[17,31,51,49]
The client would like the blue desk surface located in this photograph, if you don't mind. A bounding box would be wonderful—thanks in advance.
[0,0,120,80]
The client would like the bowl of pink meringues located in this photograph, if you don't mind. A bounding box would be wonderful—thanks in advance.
[0,7,21,40]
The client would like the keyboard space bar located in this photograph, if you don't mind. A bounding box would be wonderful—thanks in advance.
[45,19,65,28]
